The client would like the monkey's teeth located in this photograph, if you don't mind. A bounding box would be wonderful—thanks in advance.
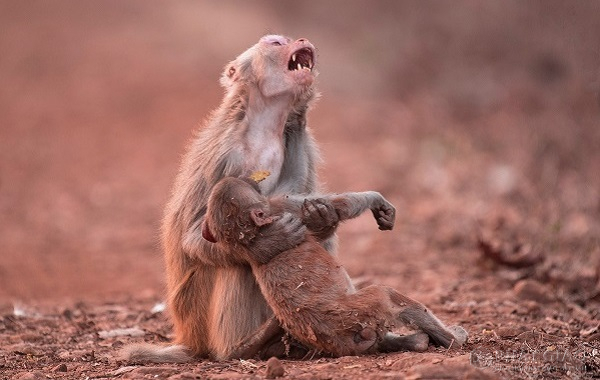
[292,53,297,62]
[308,58,312,68]
[297,63,302,71]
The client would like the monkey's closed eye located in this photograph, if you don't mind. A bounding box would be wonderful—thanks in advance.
[270,41,282,46]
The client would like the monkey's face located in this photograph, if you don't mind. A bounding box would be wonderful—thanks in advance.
[221,35,317,99]
[203,177,273,246]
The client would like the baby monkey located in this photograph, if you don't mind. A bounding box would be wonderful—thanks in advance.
[202,177,468,357]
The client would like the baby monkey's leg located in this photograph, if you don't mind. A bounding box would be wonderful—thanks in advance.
[379,332,430,353]
[386,288,468,348]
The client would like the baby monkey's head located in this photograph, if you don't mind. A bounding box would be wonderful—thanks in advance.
[220,35,317,100]
[202,177,274,246]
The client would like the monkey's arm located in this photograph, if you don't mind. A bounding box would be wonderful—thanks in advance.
[275,191,395,234]
[327,191,395,230]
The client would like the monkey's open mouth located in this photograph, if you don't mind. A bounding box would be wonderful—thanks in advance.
[288,48,314,71]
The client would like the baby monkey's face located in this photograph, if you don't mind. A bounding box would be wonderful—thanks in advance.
[203,178,272,245]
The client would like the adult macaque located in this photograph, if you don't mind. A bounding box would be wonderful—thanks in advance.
[122,35,343,363]
[202,177,468,357]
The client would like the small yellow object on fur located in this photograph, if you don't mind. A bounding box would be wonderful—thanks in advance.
[249,170,271,183]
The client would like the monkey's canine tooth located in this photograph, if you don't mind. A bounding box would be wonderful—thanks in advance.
[297,63,302,71]
[292,53,297,62]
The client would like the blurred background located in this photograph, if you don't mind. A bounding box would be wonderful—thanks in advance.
[1,1,599,302]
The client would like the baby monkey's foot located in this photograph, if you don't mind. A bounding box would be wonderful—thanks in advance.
[378,332,429,353]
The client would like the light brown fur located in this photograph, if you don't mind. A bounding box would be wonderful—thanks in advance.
[203,177,468,357]
[122,35,345,363]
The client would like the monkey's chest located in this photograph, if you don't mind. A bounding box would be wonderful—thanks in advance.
[243,137,285,194]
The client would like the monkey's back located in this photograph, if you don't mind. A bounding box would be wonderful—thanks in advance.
[252,239,390,356]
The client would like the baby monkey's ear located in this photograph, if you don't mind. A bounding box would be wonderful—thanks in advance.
[201,221,217,243]
[250,208,273,227]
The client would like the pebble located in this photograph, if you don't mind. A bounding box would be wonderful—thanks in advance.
[53,363,68,372]
[513,279,555,303]
[497,325,528,339]
[265,357,285,379]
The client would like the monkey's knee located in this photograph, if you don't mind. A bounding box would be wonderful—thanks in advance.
[378,332,429,353]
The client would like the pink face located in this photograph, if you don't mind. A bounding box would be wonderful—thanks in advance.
[258,35,316,93]
[222,35,317,98]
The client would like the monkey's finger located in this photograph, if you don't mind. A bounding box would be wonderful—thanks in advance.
[377,217,394,230]
[302,199,312,218]
[379,206,395,217]
[304,199,338,227]
[378,208,396,225]
[315,200,337,222]
[278,213,307,238]
[283,212,306,231]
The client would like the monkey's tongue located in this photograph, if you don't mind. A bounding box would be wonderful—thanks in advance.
[288,48,314,71]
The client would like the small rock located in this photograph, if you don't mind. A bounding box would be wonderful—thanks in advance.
[513,279,555,303]
[62,308,73,320]
[53,363,68,372]
[151,302,166,314]
[265,357,285,379]
[497,325,528,339]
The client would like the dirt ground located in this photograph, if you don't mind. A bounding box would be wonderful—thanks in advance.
[1,1,599,379]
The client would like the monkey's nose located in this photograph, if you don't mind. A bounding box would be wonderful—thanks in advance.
[297,38,308,43]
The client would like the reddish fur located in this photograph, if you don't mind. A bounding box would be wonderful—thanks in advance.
[204,177,468,356]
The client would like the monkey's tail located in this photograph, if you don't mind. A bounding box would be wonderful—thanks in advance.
[118,343,192,363]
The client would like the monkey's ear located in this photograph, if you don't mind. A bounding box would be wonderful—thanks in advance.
[201,221,217,243]
[250,209,273,227]
[220,63,237,88]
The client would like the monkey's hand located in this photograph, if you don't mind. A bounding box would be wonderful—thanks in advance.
[250,212,307,264]
[302,198,340,240]
[371,199,395,231]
